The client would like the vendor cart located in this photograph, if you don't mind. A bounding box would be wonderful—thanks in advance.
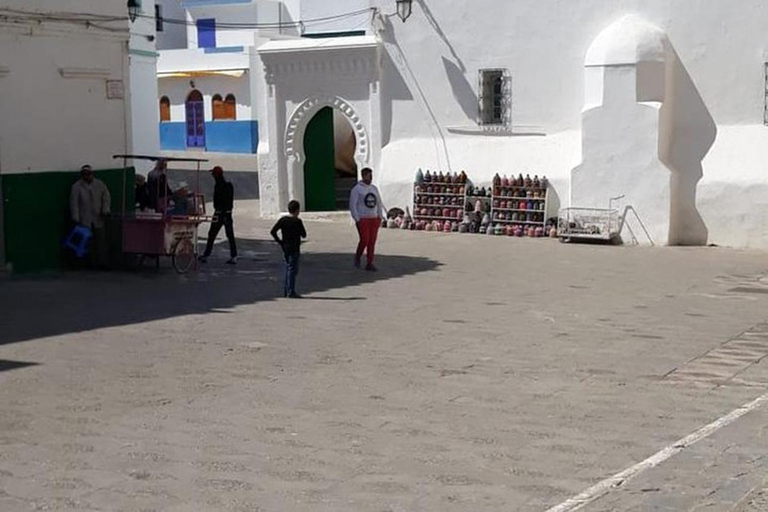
[114,154,210,273]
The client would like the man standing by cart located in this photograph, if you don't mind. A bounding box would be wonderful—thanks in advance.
[350,167,386,271]
[199,166,238,265]
[147,158,173,212]
[70,164,111,268]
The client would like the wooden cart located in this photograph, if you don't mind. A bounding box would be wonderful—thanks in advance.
[113,154,210,274]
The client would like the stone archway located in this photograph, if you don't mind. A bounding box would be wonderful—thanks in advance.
[284,95,371,210]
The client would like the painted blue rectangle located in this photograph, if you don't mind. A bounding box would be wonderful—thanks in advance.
[205,121,259,154]
[203,46,244,54]
[159,122,187,151]
[197,18,216,49]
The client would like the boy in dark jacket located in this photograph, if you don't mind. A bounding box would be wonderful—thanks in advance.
[270,200,307,298]
[200,166,237,264]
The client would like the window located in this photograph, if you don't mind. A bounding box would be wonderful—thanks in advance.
[212,94,225,120]
[197,18,216,49]
[155,4,164,32]
[478,68,511,129]
[225,94,237,120]
[212,94,236,120]
[159,96,170,122]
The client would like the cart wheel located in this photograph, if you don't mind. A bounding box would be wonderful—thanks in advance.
[172,239,195,274]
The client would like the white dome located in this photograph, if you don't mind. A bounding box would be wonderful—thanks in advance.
[585,15,669,67]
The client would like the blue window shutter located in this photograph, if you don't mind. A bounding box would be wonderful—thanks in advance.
[197,18,216,49]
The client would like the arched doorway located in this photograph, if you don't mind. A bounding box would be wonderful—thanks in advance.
[303,107,358,211]
[185,89,205,148]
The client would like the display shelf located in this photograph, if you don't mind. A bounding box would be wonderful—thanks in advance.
[410,173,552,238]
[493,219,545,225]
[414,215,463,222]
[494,196,546,201]
[416,192,465,197]
[493,207,546,213]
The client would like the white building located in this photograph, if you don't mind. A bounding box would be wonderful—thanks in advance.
[0,1,142,272]
[154,0,369,198]
[253,0,768,249]
[151,1,768,248]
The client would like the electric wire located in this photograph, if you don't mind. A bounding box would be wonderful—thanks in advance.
[0,6,377,32]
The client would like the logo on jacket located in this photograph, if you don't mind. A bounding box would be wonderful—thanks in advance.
[364,192,378,208]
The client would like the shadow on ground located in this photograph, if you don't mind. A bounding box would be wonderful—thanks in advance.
[0,359,39,372]
[0,237,441,346]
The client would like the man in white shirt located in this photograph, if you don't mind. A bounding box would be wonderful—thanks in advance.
[349,167,386,271]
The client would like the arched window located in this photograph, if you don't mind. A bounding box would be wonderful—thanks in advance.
[211,94,225,120]
[224,94,237,120]
[187,89,203,102]
[159,96,171,122]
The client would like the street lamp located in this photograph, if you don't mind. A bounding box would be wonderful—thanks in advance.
[396,0,413,22]
[127,0,141,23]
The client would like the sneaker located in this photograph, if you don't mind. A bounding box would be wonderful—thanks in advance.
[198,256,208,263]
[226,257,238,265]
[288,292,302,299]
[365,264,378,272]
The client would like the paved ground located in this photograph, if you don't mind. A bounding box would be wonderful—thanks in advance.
[2,201,768,511]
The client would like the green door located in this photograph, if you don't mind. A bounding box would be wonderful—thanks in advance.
[303,107,336,211]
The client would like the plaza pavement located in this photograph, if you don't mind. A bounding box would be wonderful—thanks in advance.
[2,201,768,511]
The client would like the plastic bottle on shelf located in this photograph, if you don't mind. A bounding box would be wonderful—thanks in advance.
[533,175,540,188]
[541,175,549,189]
[460,170,468,183]
[524,174,532,187]
[415,168,424,184]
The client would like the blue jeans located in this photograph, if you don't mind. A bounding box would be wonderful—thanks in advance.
[284,252,300,296]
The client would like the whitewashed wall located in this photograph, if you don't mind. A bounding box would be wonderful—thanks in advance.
[365,0,768,247]
[129,0,160,172]
[0,4,129,174]
[157,0,187,51]
[301,0,371,35]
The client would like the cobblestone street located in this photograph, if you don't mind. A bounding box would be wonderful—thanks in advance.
[2,203,768,511]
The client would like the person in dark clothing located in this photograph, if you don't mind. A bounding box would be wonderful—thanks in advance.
[199,166,238,264]
[146,159,173,212]
[135,174,151,211]
[270,200,307,298]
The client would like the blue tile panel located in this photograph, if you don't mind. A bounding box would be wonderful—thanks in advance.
[160,121,259,154]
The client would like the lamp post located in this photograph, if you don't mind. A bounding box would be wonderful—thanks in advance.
[127,0,140,23]
[396,0,413,22]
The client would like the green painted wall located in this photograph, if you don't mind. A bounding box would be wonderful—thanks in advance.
[303,107,337,212]
[1,168,134,273]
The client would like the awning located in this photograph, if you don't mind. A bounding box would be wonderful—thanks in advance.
[158,69,247,78]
